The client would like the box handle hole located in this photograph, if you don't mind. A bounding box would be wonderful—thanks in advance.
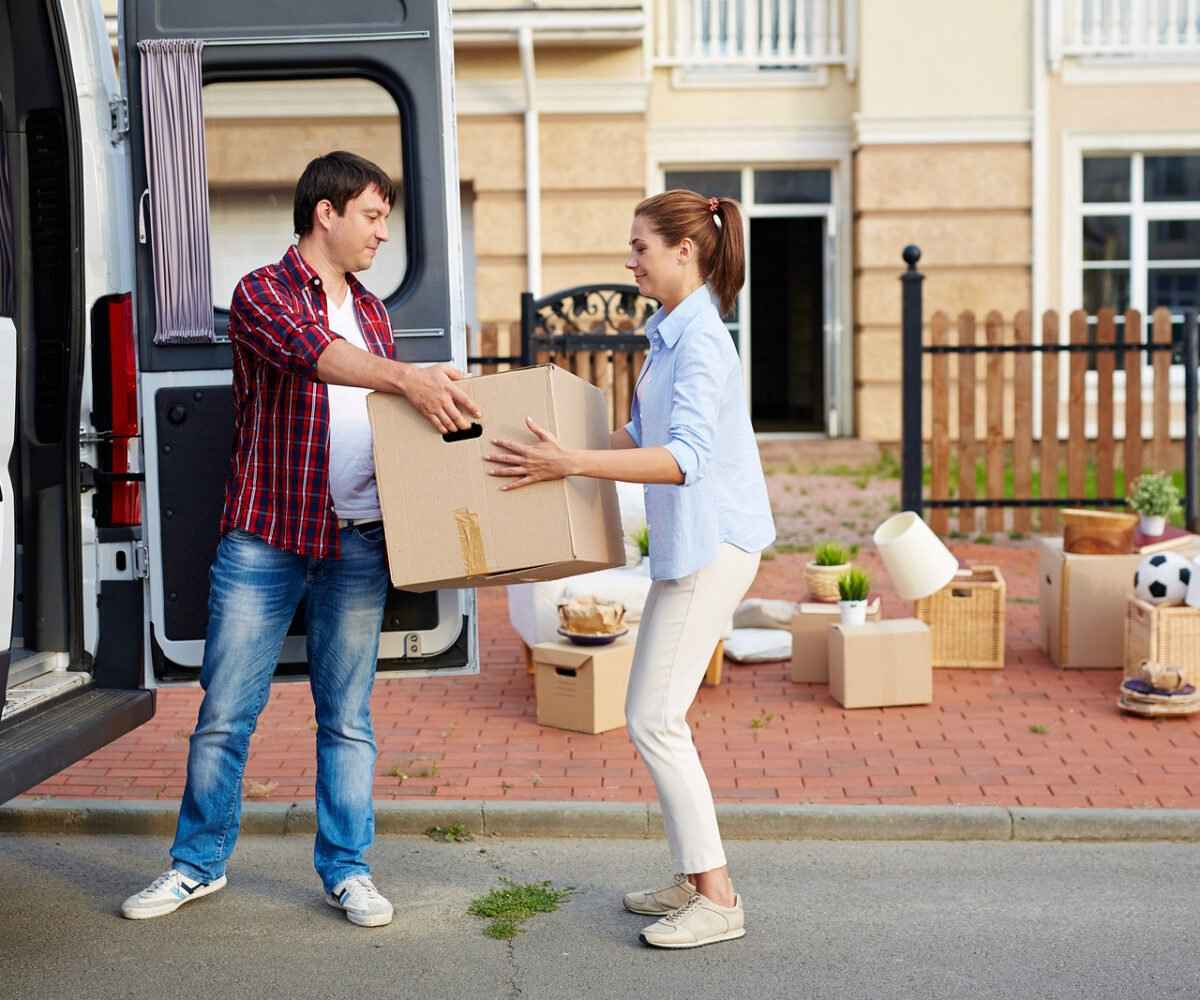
[555,667,578,678]
[442,422,483,443]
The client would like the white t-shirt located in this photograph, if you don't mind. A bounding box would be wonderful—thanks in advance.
[326,291,382,520]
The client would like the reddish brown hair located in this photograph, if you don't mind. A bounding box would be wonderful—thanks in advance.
[634,189,745,316]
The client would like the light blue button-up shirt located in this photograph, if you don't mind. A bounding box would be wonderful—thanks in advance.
[623,283,775,581]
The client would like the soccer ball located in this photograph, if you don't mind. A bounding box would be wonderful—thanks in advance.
[1134,552,1192,606]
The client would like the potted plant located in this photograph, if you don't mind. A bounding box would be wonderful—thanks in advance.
[805,541,851,603]
[1128,472,1181,537]
[837,568,872,626]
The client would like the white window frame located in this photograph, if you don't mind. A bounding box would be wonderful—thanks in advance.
[654,162,843,436]
[1062,131,1200,436]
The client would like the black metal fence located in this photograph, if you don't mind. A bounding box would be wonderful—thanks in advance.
[467,283,659,369]
[899,244,1200,532]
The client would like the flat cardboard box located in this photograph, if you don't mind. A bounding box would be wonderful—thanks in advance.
[368,365,625,591]
[532,632,637,734]
[790,599,882,684]
[1037,535,1198,669]
[828,620,932,709]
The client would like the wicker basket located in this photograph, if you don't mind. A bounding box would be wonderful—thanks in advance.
[805,561,849,603]
[913,565,1006,669]
[1123,598,1200,685]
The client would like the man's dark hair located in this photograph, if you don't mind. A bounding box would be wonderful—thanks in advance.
[293,150,397,237]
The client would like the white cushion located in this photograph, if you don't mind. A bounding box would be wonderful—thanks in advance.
[724,627,793,663]
[733,598,798,631]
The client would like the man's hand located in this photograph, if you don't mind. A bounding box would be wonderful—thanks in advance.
[397,363,481,434]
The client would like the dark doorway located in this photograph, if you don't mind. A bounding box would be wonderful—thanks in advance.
[750,216,824,432]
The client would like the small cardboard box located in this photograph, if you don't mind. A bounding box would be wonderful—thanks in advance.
[828,620,933,709]
[790,599,882,684]
[532,633,637,734]
[368,365,625,591]
[1038,536,1197,669]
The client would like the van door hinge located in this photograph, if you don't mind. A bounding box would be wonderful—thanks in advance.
[109,97,129,140]
[133,542,149,579]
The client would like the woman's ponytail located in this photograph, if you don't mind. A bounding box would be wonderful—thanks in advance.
[707,197,744,317]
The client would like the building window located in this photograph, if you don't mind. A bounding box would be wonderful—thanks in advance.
[202,78,407,311]
[1081,153,1200,362]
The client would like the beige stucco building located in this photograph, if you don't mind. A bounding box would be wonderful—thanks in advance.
[102,0,1200,442]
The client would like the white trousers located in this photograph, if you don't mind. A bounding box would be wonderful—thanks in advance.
[624,542,761,874]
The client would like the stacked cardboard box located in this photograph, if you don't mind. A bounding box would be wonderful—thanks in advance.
[790,599,882,683]
[532,632,637,734]
[828,620,933,709]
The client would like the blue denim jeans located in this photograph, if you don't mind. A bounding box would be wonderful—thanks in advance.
[170,524,389,892]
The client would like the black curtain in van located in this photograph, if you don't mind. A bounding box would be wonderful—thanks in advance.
[0,126,13,317]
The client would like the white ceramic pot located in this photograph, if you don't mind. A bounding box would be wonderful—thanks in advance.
[1139,514,1167,537]
[872,511,960,601]
[839,600,868,626]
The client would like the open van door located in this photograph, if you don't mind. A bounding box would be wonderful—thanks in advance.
[0,316,13,701]
[119,0,477,682]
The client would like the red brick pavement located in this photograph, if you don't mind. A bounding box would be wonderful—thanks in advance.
[24,545,1200,809]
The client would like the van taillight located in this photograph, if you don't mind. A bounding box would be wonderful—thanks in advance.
[103,293,140,526]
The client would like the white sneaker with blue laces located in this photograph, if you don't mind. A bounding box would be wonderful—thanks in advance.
[121,868,226,919]
[325,875,394,928]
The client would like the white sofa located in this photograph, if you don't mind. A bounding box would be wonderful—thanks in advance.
[505,481,730,683]
[506,481,653,648]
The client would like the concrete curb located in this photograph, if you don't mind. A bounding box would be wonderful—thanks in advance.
[6,799,1200,842]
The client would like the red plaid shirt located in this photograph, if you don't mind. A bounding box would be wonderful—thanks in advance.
[221,246,394,558]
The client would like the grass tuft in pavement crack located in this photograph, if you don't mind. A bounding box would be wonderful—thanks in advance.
[427,822,473,843]
[468,878,573,940]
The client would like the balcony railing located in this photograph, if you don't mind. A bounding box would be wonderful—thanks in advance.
[651,0,857,77]
[1051,0,1200,65]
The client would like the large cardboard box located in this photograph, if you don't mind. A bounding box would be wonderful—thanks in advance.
[368,365,625,591]
[790,599,882,683]
[532,633,637,734]
[1038,536,1197,669]
[828,620,932,709]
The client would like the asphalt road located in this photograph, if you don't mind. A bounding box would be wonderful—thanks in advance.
[2,833,1198,1000]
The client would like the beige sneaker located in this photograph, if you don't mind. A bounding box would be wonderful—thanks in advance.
[639,892,745,949]
[622,873,696,916]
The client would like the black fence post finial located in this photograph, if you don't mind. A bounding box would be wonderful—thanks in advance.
[1185,310,1199,533]
[900,245,925,517]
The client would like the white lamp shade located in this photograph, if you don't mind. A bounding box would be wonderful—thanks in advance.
[873,511,960,600]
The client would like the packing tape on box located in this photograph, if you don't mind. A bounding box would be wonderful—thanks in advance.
[454,508,487,576]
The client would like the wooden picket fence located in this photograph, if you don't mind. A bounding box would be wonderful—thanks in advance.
[925,306,1177,536]
[474,319,647,431]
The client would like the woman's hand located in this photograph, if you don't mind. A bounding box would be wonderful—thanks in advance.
[485,417,578,491]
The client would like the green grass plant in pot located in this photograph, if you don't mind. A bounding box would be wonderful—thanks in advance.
[1128,472,1180,537]
[805,541,851,603]
[837,568,872,626]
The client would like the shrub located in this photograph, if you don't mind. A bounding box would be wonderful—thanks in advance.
[1128,472,1181,518]
[837,568,871,602]
[813,541,850,567]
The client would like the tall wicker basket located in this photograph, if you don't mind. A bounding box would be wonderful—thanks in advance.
[913,565,1006,669]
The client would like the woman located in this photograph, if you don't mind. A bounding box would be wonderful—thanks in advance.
[485,190,775,949]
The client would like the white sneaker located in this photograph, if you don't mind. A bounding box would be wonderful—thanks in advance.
[639,892,746,949]
[325,875,394,928]
[120,869,227,920]
[623,873,697,916]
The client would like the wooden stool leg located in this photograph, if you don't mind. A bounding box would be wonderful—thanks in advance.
[524,643,535,675]
[703,640,724,687]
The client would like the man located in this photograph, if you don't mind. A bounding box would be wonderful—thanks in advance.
[121,151,480,927]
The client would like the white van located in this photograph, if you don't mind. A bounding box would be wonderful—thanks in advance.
[0,0,476,804]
